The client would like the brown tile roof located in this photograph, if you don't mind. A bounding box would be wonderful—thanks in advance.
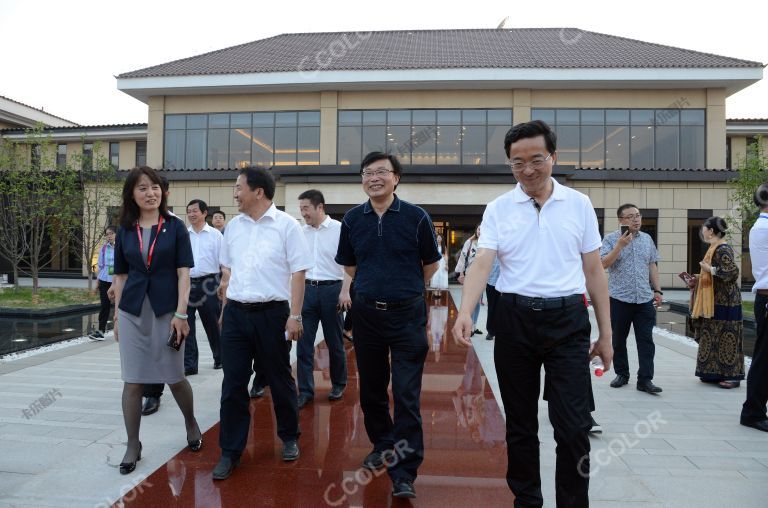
[118,28,763,79]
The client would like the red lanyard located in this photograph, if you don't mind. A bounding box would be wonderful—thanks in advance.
[136,215,164,269]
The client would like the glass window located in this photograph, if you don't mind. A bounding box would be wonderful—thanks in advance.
[387,125,411,163]
[487,109,512,125]
[631,110,654,126]
[186,129,206,169]
[297,126,320,165]
[680,126,705,168]
[532,109,555,125]
[556,109,579,125]
[135,141,147,167]
[681,110,705,125]
[276,112,297,127]
[165,132,184,169]
[605,126,629,168]
[581,126,604,168]
[253,112,274,127]
[109,142,120,169]
[437,110,461,125]
[411,125,436,165]
[581,110,604,125]
[412,110,436,125]
[56,143,67,169]
[165,115,185,129]
[555,126,579,166]
[606,110,629,125]
[655,126,679,168]
[229,128,251,169]
[230,113,252,128]
[187,114,207,129]
[362,126,386,156]
[363,110,386,125]
[338,126,361,166]
[655,109,679,127]
[462,110,485,125]
[298,111,320,126]
[209,114,229,128]
[82,143,93,171]
[252,127,274,167]
[388,110,410,125]
[274,127,296,165]
[207,129,229,168]
[437,125,461,164]
[461,126,486,165]
[487,125,509,164]
[630,126,654,168]
[339,110,361,126]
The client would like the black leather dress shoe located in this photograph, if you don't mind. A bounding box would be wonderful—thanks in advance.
[392,479,416,498]
[740,418,768,433]
[282,440,300,461]
[328,385,345,401]
[213,362,222,370]
[119,442,142,475]
[610,374,629,388]
[486,334,495,341]
[362,450,392,470]
[212,456,240,480]
[141,397,160,416]
[637,381,663,394]
[297,394,313,409]
[250,385,265,398]
[185,369,198,376]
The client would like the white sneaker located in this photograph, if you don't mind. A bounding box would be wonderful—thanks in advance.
[88,331,105,341]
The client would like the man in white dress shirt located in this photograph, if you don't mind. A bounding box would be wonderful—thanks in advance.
[296,190,352,409]
[212,167,313,480]
[453,120,613,507]
[184,199,224,374]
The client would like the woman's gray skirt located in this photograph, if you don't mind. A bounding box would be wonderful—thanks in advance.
[117,296,184,384]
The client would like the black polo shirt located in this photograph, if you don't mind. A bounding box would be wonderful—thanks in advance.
[335,194,441,301]
[114,214,194,317]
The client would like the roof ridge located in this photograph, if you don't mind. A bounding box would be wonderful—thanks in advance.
[0,94,79,125]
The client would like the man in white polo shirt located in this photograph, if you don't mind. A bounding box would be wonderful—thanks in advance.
[296,189,352,409]
[453,120,613,508]
[212,167,313,480]
[184,199,224,375]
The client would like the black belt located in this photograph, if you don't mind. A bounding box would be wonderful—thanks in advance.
[502,293,583,311]
[191,273,218,282]
[306,279,341,286]
[228,300,287,312]
[359,294,423,311]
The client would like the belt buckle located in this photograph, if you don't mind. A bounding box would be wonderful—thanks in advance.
[309,280,319,286]
[530,298,544,311]
[375,301,388,311]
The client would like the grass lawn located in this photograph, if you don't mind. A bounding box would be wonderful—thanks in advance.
[0,287,99,309]
[742,300,754,318]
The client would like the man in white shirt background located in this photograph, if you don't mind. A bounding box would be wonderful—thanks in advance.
[213,167,313,480]
[185,199,224,375]
[296,189,352,409]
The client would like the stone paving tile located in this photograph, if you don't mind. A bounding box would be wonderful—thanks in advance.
[664,438,739,451]
[620,453,698,470]
[687,455,768,471]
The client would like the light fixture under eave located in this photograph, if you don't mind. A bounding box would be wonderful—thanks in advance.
[62,328,75,332]
[12,338,27,342]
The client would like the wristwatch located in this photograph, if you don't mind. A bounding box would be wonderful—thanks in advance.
[289,314,303,324]
[654,290,663,295]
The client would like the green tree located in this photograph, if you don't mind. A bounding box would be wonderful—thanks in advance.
[729,135,768,232]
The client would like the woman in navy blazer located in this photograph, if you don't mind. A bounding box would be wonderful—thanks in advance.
[111,166,202,474]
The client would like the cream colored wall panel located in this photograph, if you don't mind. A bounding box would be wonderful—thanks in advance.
[209,186,235,208]
[658,208,687,219]
[147,96,164,168]
[700,189,728,210]
[673,189,701,209]
[605,181,634,189]
[636,181,660,188]
[185,186,210,205]
[658,244,673,261]
[664,261,688,274]
[690,181,714,189]
[672,217,688,233]
[531,89,706,108]
[645,188,674,209]
[659,273,674,288]
[672,244,688,262]
[618,188,644,208]
[164,93,321,113]
[512,89,531,124]
[337,90,514,109]
[120,141,136,170]
[706,89,727,169]
[730,137,747,166]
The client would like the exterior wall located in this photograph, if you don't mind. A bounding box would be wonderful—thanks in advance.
[706,89,727,169]
[730,135,768,167]
[147,96,165,168]
[120,140,137,170]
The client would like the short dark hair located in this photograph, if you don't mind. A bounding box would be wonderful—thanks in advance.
[104,225,117,234]
[361,151,403,178]
[298,189,325,208]
[504,120,557,158]
[212,210,226,220]
[703,216,728,238]
[239,166,275,200]
[617,203,639,218]
[119,167,170,228]
[754,182,768,209]
[187,199,208,214]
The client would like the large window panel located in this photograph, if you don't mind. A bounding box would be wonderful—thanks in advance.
[605,125,629,168]
[487,125,509,164]
[437,125,461,164]
[411,124,436,165]
[387,125,411,164]
[461,126,486,165]
[276,112,297,127]
[388,110,410,126]
[363,110,386,125]
[437,110,461,125]
[581,125,604,168]
[681,126,705,168]
[164,130,185,169]
[532,109,555,125]
[362,126,386,155]
[297,126,320,166]
[655,125,679,168]
[229,128,252,169]
[230,113,252,128]
[252,127,274,167]
[630,126,654,168]
[555,126,579,167]
[166,115,186,129]
[337,126,361,166]
[186,129,206,169]
[207,129,229,169]
[209,114,229,128]
[339,110,361,126]
[462,110,485,126]
[556,109,579,125]
[298,111,320,126]
[274,127,297,166]
[487,109,512,126]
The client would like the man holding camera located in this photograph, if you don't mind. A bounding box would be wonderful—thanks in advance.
[601,204,663,394]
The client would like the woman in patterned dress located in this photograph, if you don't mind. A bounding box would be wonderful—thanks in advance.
[690,216,745,388]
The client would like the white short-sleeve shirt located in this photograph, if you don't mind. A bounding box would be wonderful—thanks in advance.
[188,223,223,278]
[478,178,601,297]
[303,216,344,281]
[220,204,313,303]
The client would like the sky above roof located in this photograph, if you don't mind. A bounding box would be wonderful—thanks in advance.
[2,0,766,125]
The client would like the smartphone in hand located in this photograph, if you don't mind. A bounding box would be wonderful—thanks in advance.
[167,329,181,351]
[620,225,630,235]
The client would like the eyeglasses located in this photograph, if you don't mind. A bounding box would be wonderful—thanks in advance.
[621,214,642,220]
[510,154,552,172]
[361,168,394,179]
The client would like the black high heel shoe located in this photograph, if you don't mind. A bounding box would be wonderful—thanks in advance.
[188,424,203,452]
[119,441,142,475]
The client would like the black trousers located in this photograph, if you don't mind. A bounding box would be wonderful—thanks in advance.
[219,302,298,458]
[610,298,656,382]
[97,279,113,332]
[486,283,501,335]
[742,293,768,422]
[353,295,428,482]
[184,275,222,371]
[495,295,591,508]
[297,282,347,397]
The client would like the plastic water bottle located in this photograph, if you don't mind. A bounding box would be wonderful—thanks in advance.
[590,357,604,377]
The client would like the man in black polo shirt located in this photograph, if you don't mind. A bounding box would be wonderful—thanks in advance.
[336,152,441,499]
